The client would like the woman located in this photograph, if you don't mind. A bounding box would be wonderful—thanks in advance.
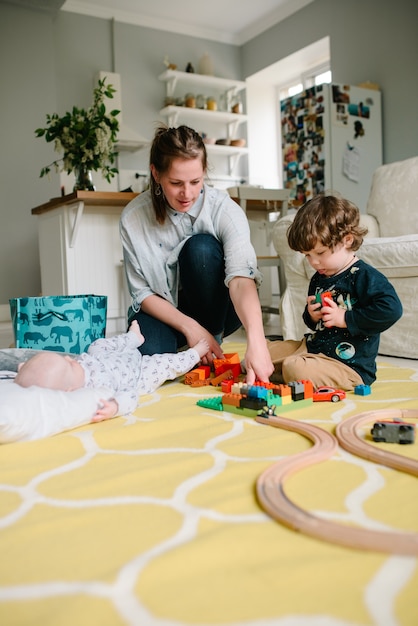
[120,125,273,384]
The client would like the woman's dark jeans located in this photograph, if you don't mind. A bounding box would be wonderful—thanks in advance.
[128,234,241,355]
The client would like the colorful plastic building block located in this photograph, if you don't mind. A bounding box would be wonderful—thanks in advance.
[184,366,234,387]
[196,380,314,418]
[184,353,242,387]
[196,396,223,411]
[213,353,242,378]
[184,367,210,386]
[354,384,371,396]
[315,291,332,306]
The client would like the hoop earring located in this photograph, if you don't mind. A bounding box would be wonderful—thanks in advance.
[155,183,162,196]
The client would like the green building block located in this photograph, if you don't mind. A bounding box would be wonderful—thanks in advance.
[196,396,224,411]
[197,396,313,417]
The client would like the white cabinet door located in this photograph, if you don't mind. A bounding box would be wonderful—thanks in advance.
[37,204,128,336]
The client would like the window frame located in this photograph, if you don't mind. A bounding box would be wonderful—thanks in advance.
[279,62,332,100]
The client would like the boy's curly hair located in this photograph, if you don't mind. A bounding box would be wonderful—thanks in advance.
[287,193,368,252]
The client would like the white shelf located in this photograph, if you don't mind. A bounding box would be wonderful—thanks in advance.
[206,144,248,157]
[206,144,249,176]
[116,138,149,152]
[159,105,247,130]
[158,70,248,179]
[158,69,246,97]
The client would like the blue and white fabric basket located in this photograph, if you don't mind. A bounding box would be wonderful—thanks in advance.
[9,294,107,354]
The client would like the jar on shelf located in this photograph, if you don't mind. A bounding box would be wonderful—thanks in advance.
[185,93,196,108]
[164,96,176,107]
[231,94,242,114]
[196,94,206,109]
[206,96,217,111]
[218,92,228,112]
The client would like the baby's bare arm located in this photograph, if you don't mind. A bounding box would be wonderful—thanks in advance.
[91,398,118,422]
[193,338,210,359]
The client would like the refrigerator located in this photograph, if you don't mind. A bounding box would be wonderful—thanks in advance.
[280,83,382,210]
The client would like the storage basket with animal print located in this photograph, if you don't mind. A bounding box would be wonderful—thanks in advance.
[9,295,107,353]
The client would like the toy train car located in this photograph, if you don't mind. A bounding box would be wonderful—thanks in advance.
[371,419,415,444]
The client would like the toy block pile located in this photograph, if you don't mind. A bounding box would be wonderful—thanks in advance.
[197,379,314,418]
[184,353,242,387]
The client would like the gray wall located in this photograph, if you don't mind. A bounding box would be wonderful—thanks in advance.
[0,5,241,303]
[0,0,417,303]
[241,0,418,164]
[0,4,57,304]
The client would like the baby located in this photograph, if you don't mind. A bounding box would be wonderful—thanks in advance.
[14,320,209,421]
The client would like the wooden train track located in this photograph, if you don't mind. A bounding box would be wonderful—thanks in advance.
[256,411,418,555]
[335,408,418,476]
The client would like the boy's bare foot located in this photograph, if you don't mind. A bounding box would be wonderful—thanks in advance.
[194,338,210,359]
[129,320,145,344]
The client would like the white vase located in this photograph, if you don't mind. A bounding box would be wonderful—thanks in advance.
[198,53,214,76]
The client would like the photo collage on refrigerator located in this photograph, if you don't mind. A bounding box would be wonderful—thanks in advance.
[280,83,379,207]
[281,84,326,206]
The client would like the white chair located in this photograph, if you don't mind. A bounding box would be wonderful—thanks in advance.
[271,156,418,358]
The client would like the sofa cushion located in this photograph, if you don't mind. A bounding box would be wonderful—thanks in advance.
[366,156,418,237]
[359,234,418,278]
[359,214,380,238]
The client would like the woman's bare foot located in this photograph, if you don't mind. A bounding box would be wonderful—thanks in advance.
[194,338,210,359]
[129,320,145,345]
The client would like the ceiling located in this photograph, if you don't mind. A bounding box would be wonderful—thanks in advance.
[2,0,314,45]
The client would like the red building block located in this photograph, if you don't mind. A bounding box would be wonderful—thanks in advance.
[213,353,241,377]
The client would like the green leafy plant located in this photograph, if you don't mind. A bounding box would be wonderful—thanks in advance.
[35,78,120,183]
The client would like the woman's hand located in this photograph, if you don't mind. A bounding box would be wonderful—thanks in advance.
[228,276,274,385]
[141,295,223,363]
[244,339,274,386]
[183,319,224,364]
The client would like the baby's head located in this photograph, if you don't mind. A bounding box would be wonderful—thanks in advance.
[287,193,368,253]
[14,351,84,391]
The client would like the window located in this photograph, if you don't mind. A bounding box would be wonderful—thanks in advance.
[246,36,330,188]
[313,69,332,85]
[288,83,303,97]
[279,64,332,100]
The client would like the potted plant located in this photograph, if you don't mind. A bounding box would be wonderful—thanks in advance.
[35,78,120,191]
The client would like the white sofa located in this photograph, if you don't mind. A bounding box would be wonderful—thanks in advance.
[272,156,418,359]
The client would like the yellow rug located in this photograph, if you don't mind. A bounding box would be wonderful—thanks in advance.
[0,341,417,626]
